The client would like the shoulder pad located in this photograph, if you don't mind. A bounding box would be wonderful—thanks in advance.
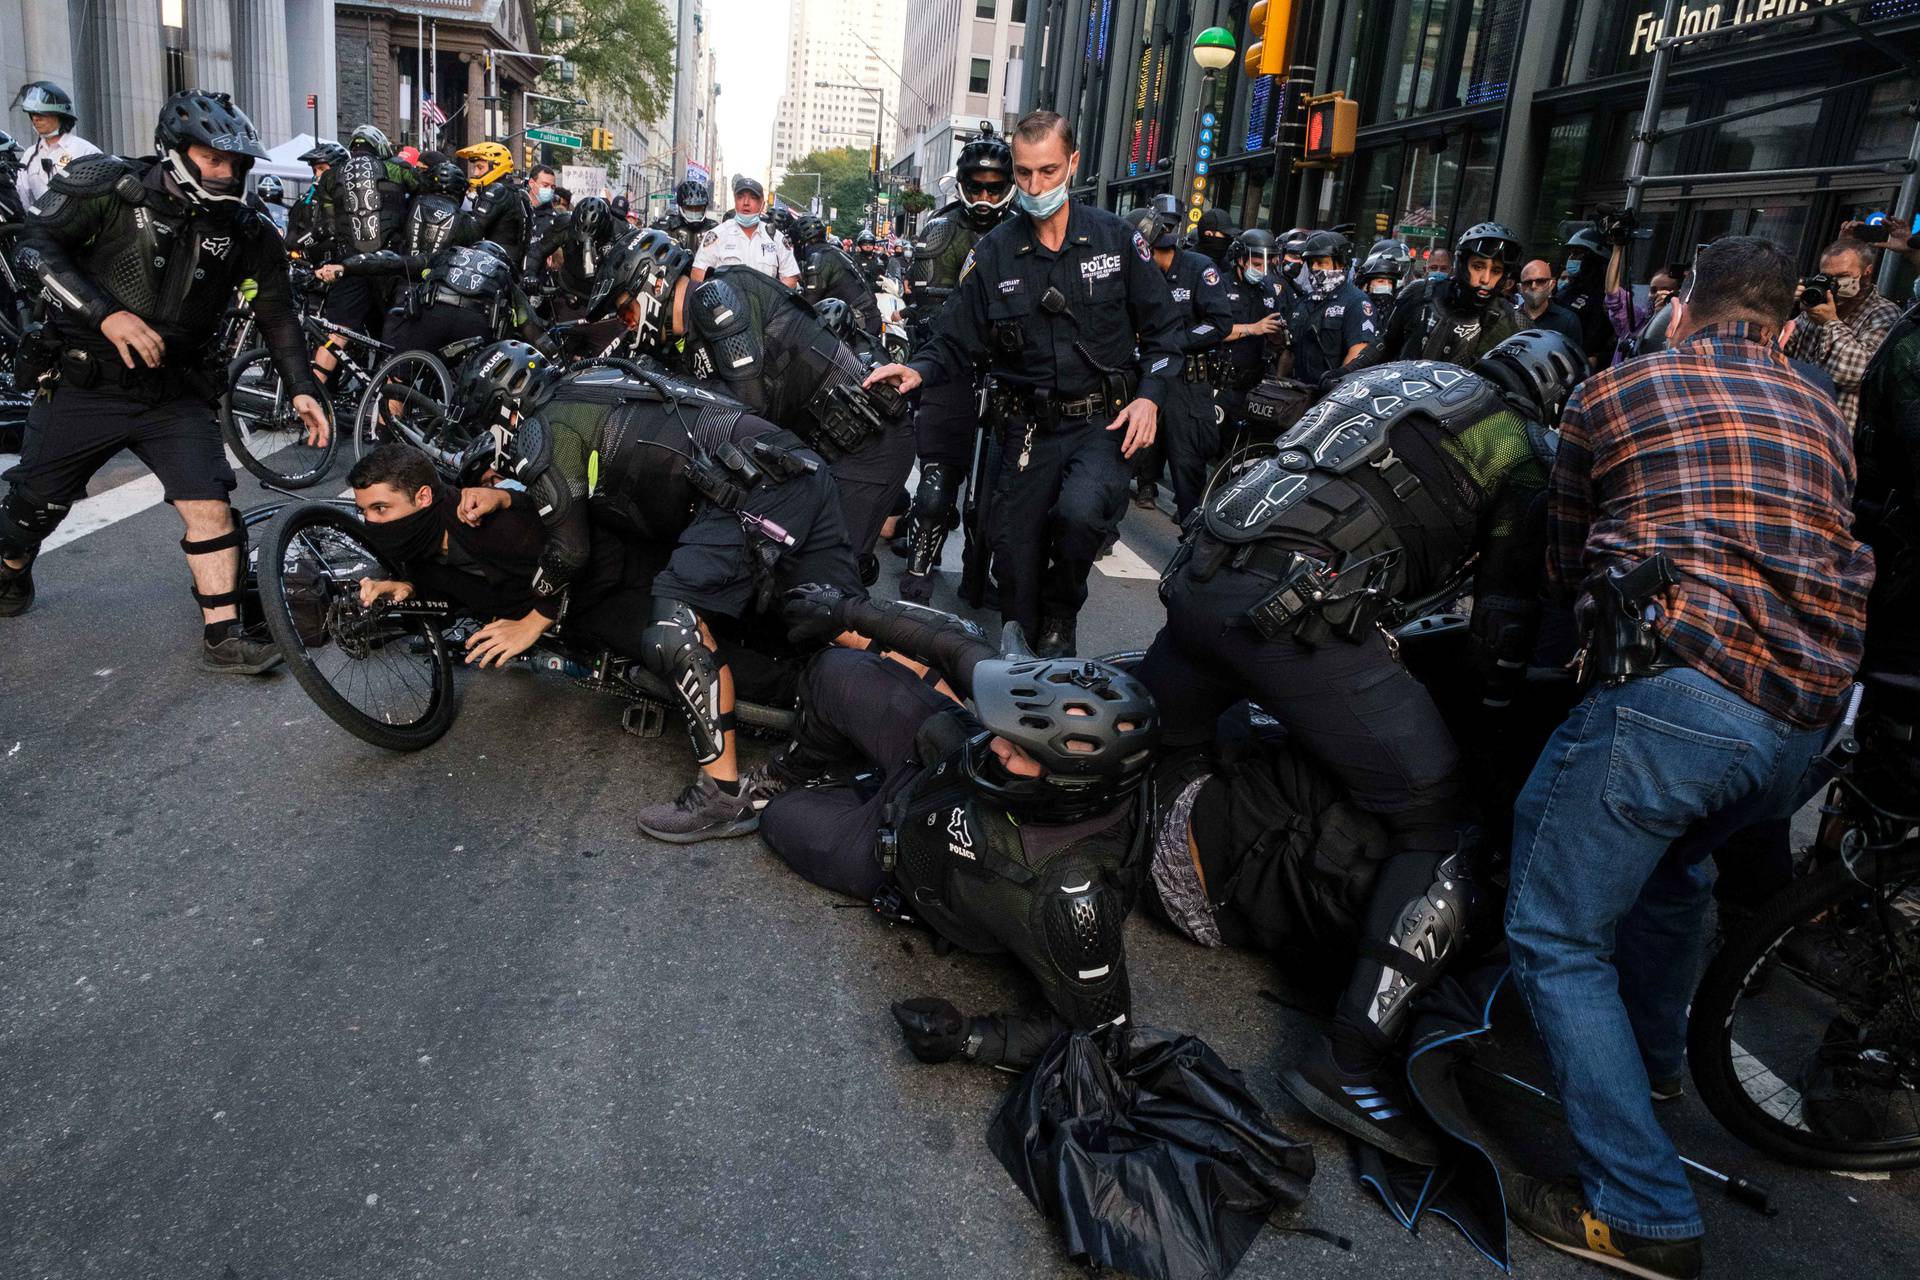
[916,217,960,257]
[47,153,137,199]
[1280,361,1499,473]
[688,277,749,338]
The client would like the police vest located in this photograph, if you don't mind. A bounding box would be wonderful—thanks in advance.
[335,154,410,256]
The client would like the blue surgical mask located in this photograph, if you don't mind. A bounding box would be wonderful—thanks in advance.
[737,211,761,228]
[1016,174,1071,221]
[533,186,554,206]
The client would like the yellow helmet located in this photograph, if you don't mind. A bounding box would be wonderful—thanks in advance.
[456,141,513,186]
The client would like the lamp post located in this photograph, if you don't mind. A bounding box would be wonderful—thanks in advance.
[1185,27,1237,236]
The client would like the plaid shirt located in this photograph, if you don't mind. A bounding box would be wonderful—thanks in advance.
[1549,322,1874,728]
[1785,290,1902,430]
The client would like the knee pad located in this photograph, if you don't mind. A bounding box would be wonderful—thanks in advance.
[179,506,250,610]
[1035,876,1133,1030]
[0,487,70,559]
[641,597,732,764]
[904,462,961,576]
[1363,858,1485,1039]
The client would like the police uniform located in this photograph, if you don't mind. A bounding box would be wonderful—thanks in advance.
[1148,247,1233,521]
[314,151,418,335]
[468,178,530,268]
[800,240,880,334]
[15,131,101,209]
[1558,280,1615,369]
[1286,277,1378,389]
[692,218,799,280]
[1219,268,1287,433]
[908,202,1184,651]
[375,245,546,360]
[652,209,715,254]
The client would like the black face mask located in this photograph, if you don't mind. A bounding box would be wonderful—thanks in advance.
[360,489,447,566]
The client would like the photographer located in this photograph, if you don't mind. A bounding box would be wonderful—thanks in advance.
[1784,237,1901,432]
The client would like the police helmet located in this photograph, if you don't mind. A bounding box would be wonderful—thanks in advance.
[1302,228,1350,266]
[254,174,285,204]
[587,228,695,349]
[1233,227,1278,280]
[955,129,1015,230]
[0,128,23,167]
[674,178,711,214]
[856,227,879,248]
[156,90,269,208]
[1456,221,1523,268]
[300,140,349,170]
[1123,206,1176,251]
[349,124,393,159]
[791,214,828,249]
[1564,226,1609,258]
[426,159,468,199]
[963,656,1160,823]
[455,341,556,434]
[1474,328,1586,424]
[1280,227,1312,258]
[13,81,77,127]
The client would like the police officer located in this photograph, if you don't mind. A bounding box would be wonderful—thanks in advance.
[1139,330,1583,1163]
[0,128,27,223]
[314,125,419,371]
[1370,222,1523,367]
[590,230,914,574]
[794,214,880,334]
[865,110,1184,658]
[653,177,716,253]
[289,141,346,261]
[0,90,328,668]
[692,175,799,285]
[454,142,531,269]
[1126,203,1232,521]
[1277,226,1312,307]
[1354,239,1411,329]
[770,587,1159,1067]
[451,342,860,843]
[11,82,99,210]
[853,228,887,286]
[1285,229,1378,392]
[897,128,1016,603]
[1217,228,1289,442]
[1556,226,1617,371]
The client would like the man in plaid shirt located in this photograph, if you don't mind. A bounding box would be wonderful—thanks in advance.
[1502,236,1874,1279]
[1785,237,1903,431]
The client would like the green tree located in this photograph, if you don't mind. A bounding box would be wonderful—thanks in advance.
[776,147,878,237]
[532,0,675,127]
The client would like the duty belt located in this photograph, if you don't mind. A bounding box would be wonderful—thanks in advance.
[433,286,481,309]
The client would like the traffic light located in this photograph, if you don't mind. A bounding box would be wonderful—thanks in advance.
[1375,211,1390,235]
[588,127,618,151]
[1303,93,1358,162]
[523,144,536,170]
[1244,0,1291,78]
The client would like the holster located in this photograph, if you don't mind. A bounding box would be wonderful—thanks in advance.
[12,319,57,394]
[804,381,886,459]
[1580,553,1679,687]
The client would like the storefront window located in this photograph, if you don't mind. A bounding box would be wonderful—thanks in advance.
[1596,105,1687,182]
[1350,145,1404,243]
[1399,138,1464,246]
[1531,114,1593,250]
[1707,90,1820,173]
[1856,78,1920,161]
[1454,129,1497,227]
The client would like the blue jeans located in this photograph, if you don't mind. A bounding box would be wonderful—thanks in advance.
[1505,666,1829,1237]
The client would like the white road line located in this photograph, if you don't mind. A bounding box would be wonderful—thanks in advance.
[42,474,170,553]
[1094,537,1159,580]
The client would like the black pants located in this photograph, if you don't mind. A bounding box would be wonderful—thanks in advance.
[760,648,953,899]
[321,276,388,339]
[7,385,233,519]
[914,374,978,471]
[990,413,1131,644]
[1141,565,1466,1052]
[1159,377,1219,522]
[382,302,490,361]
[829,423,918,560]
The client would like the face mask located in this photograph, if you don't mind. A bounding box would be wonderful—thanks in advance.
[737,211,761,228]
[359,491,446,566]
[533,186,554,206]
[1242,268,1266,287]
[1307,267,1344,300]
[1561,258,1581,278]
[1834,276,1862,299]
[1016,173,1071,220]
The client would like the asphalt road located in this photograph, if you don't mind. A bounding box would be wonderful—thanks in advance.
[3,452,1915,1280]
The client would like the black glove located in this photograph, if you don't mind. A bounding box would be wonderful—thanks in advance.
[783,582,853,647]
[891,997,967,1063]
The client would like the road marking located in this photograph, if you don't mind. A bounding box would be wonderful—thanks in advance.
[1094,537,1159,580]
[43,473,170,553]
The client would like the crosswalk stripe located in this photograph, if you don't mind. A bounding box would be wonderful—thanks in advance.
[1095,536,1159,580]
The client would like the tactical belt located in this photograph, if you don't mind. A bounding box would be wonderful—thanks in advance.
[433,286,481,309]
[993,387,1121,430]
[58,349,208,402]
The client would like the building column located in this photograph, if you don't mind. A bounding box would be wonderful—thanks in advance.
[1493,0,1570,235]
[284,0,337,144]
[465,54,487,147]
[2,0,75,120]
[80,0,168,155]
[184,0,233,94]
[234,0,293,144]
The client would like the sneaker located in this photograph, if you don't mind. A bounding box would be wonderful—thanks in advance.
[0,558,34,617]
[636,772,759,844]
[1035,615,1077,659]
[740,759,790,811]
[1279,1037,1442,1166]
[202,624,283,675]
[1649,1073,1686,1103]
[1506,1173,1702,1280]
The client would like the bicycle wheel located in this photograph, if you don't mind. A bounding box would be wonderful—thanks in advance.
[257,502,458,751]
[1688,843,1920,1170]
[221,346,337,488]
[355,349,460,466]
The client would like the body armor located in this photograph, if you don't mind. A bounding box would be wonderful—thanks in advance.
[1200,362,1504,606]
[1399,279,1518,366]
[905,204,986,329]
[652,211,713,254]
[405,192,472,261]
[802,243,879,332]
[470,181,529,265]
[886,734,1146,1029]
[333,154,410,256]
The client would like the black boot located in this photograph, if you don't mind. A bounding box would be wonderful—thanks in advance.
[0,556,34,618]
[1035,614,1077,658]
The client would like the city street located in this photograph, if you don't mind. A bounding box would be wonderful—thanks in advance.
[2,451,1916,1280]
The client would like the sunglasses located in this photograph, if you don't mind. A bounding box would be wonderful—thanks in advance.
[1520,277,1553,286]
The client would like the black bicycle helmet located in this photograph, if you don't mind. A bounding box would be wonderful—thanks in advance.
[791,214,828,249]
[156,90,270,208]
[955,128,1015,230]
[814,297,854,340]
[1359,238,1411,281]
[300,140,348,170]
[254,174,284,204]
[472,239,514,266]
[349,124,394,159]
[456,340,557,432]
[963,656,1159,823]
[1456,221,1523,268]
[0,129,22,167]
[674,178,711,214]
[572,196,614,244]
[587,228,695,346]
[426,159,468,198]
[13,81,76,127]
[1474,328,1586,424]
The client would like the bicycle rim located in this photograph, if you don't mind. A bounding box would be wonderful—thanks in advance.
[357,350,458,466]
[225,348,336,487]
[1691,844,1920,1169]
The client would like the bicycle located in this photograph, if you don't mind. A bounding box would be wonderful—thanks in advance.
[1687,671,1920,1171]
[220,309,391,489]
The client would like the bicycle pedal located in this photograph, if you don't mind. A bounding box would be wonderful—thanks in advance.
[620,699,670,739]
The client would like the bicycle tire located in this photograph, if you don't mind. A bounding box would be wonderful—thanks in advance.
[257,502,458,751]
[1687,844,1920,1171]
[356,349,457,464]
[221,346,338,488]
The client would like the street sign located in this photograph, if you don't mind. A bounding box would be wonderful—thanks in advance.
[1201,111,1218,127]
[527,127,583,148]
[1397,223,1447,239]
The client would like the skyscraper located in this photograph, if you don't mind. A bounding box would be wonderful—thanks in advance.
[770,0,906,188]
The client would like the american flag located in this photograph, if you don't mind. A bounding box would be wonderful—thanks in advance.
[420,95,447,128]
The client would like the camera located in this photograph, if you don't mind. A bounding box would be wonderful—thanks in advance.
[1595,206,1653,247]
[1799,272,1835,309]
